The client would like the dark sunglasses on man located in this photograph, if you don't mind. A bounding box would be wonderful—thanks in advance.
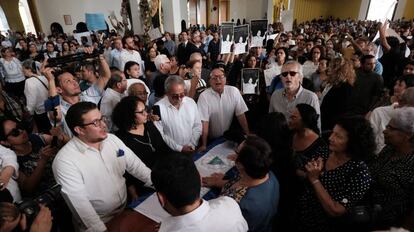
[281,71,298,77]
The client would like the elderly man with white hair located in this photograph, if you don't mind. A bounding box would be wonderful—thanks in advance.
[148,54,172,107]
[154,76,202,154]
[269,60,320,124]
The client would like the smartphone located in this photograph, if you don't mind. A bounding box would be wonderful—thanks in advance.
[152,105,161,120]
[185,72,193,79]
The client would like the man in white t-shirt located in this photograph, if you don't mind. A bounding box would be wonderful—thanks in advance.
[197,68,249,151]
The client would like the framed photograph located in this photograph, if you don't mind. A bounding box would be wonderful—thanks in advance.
[241,68,260,95]
[234,24,249,55]
[250,19,268,47]
[64,15,72,25]
[220,23,234,54]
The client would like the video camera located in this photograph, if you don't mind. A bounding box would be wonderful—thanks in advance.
[45,48,103,71]
[16,184,61,228]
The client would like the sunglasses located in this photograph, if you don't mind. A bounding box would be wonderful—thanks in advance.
[281,71,298,77]
[171,93,185,100]
[5,124,24,138]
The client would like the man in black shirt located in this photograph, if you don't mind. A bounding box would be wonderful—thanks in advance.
[349,55,384,115]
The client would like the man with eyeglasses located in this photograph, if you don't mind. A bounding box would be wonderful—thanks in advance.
[52,102,152,232]
[269,60,320,126]
[154,75,202,154]
[197,68,249,152]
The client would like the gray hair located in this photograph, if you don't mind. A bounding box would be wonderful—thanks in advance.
[21,59,37,73]
[164,75,184,92]
[391,107,414,134]
[154,54,169,70]
[283,60,303,77]
[400,87,414,107]
[189,52,202,62]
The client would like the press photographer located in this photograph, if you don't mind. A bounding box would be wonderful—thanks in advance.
[0,202,52,232]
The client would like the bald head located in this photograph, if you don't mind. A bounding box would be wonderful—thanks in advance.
[128,82,148,102]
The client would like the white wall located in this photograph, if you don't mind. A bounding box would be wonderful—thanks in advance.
[393,0,407,20]
[34,0,122,34]
[162,0,187,34]
[229,0,268,23]
[229,0,247,22]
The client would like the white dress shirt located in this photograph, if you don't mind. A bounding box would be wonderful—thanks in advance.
[120,49,142,70]
[154,96,202,151]
[0,145,21,202]
[198,86,248,139]
[369,103,397,154]
[100,88,125,131]
[159,197,248,232]
[52,134,152,232]
[24,75,49,115]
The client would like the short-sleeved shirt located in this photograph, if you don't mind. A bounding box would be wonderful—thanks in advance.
[198,86,248,139]
[269,86,320,126]
[296,159,372,232]
[221,172,280,232]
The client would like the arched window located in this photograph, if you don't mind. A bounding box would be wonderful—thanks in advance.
[18,0,36,34]
[0,6,10,33]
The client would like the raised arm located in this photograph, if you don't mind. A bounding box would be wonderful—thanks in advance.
[42,67,63,123]
[379,22,391,52]
[96,54,111,91]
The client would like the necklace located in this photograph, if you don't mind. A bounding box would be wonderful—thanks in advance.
[132,130,156,152]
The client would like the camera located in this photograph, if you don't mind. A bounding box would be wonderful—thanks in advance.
[45,49,103,71]
[16,184,61,228]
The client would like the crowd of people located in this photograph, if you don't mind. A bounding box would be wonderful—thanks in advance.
[0,16,414,232]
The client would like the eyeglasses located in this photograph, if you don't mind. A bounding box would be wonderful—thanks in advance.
[170,93,185,100]
[281,71,299,77]
[135,107,149,114]
[81,116,107,127]
[5,124,24,138]
[210,75,226,81]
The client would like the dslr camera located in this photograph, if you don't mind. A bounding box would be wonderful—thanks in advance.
[15,184,61,228]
